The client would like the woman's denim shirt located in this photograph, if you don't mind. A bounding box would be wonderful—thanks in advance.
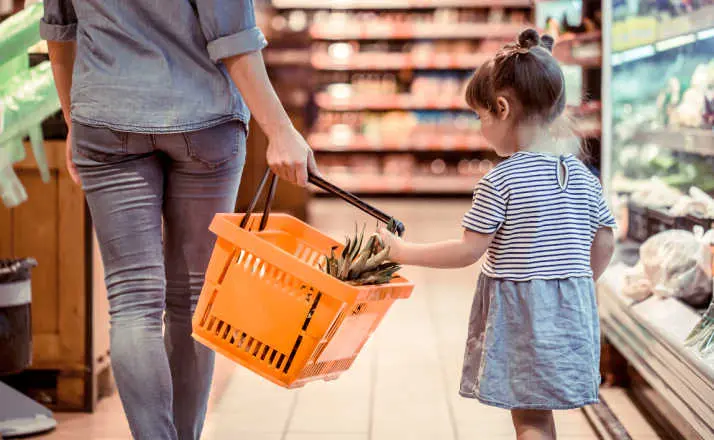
[40,0,268,133]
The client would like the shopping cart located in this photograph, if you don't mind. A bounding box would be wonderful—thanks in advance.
[192,170,413,388]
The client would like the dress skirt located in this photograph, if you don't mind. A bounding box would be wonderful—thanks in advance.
[459,274,601,410]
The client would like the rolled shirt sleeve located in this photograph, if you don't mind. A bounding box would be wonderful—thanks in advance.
[40,0,78,41]
[195,0,268,62]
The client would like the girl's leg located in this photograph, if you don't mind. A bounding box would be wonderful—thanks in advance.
[160,122,245,440]
[73,125,176,440]
[511,409,556,440]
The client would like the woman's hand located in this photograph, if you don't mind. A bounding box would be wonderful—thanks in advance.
[266,124,319,186]
[65,125,80,185]
[222,51,320,186]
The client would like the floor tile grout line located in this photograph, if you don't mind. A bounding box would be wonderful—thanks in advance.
[367,335,378,440]
[281,390,301,440]
[425,287,460,440]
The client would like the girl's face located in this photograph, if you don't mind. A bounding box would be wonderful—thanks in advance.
[474,101,518,157]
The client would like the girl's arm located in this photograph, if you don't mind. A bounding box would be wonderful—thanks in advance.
[591,227,615,281]
[380,229,494,269]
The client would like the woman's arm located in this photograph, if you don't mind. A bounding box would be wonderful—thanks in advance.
[47,41,75,127]
[380,229,494,269]
[222,52,317,186]
[591,227,615,281]
[193,0,317,186]
[47,41,78,184]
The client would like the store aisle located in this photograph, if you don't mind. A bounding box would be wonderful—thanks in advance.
[201,199,599,440]
[41,199,612,440]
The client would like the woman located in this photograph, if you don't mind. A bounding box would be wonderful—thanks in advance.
[41,1,316,439]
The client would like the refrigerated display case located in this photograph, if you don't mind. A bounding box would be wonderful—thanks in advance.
[599,0,714,438]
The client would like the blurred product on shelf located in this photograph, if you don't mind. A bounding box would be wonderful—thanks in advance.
[314,154,493,194]
[309,8,531,39]
[657,60,714,129]
[628,180,714,219]
[612,2,714,54]
[622,229,713,307]
[310,111,484,151]
[311,40,505,70]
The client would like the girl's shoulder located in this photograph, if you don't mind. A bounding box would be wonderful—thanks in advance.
[485,152,561,184]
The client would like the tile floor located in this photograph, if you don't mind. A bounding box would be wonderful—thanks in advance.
[39,199,660,440]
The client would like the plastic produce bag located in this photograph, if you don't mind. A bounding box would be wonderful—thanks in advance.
[638,229,712,307]
[622,262,651,302]
[0,3,60,208]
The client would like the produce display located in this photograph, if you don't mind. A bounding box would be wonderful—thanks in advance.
[657,60,714,130]
[687,295,714,355]
[622,229,712,307]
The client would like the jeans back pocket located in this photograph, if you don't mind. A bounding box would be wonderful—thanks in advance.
[72,123,129,164]
[182,121,244,168]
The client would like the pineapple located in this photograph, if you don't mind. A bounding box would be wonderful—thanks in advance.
[322,220,401,286]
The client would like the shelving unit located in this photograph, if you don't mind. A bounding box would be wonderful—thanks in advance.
[611,4,714,66]
[536,0,605,170]
[310,22,526,40]
[266,1,534,196]
[265,0,607,196]
[597,0,714,436]
[631,129,714,157]
[598,265,714,439]
[273,0,532,9]
[308,133,489,152]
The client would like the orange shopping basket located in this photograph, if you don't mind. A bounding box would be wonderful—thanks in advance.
[192,170,414,388]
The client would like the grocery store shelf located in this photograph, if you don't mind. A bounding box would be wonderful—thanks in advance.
[310,22,528,40]
[311,52,492,70]
[553,32,602,68]
[612,24,714,67]
[308,133,489,152]
[631,128,714,156]
[598,263,714,439]
[316,92,468,110]
[264,49,311,66]
[310,174,480,195]
[274,0,532,9]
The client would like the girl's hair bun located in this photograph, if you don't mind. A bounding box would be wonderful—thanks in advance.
[517,29,540,49]
[540,34,555,53]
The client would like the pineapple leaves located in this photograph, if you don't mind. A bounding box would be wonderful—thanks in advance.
[323,222,400,286]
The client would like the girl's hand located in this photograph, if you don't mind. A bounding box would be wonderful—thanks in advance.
[379,228,406,263]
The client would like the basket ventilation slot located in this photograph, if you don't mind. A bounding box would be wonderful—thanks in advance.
[202,315,291,372]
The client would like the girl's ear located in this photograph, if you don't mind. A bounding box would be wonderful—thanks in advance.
[496,96,511,120]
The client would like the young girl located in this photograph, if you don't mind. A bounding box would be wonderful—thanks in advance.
[380,29,616,440]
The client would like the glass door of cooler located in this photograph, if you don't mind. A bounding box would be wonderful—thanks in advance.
[602,0,714,202]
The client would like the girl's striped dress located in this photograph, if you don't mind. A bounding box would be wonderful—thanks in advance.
[460,151,616,410]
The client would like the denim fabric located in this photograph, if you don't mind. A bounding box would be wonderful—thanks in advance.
[72,121,245,439]
[40,0,267,133]
[460,275,601,410]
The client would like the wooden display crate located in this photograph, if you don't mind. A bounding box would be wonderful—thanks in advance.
[0,140,112,411]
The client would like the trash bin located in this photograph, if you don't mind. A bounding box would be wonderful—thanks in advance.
[0,258,37,375]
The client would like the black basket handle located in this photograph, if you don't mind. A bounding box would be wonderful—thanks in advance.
[240,169,405,236]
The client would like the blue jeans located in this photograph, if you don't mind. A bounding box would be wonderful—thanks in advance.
[72,121,246,440]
